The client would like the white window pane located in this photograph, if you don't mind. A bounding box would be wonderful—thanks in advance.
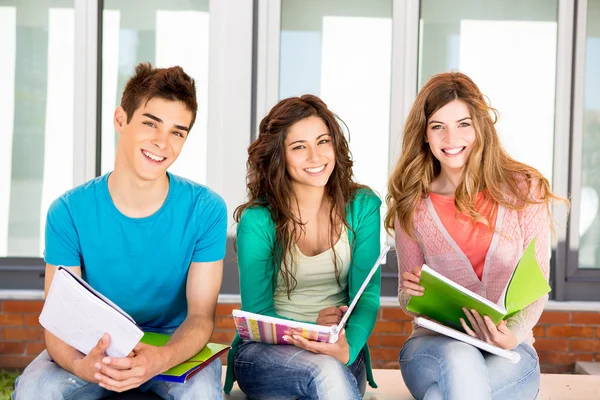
[419,0,558,196]
[101,1,210,185]
[0,1,75,257]
[579,0,600,269]
[0,6,16,257]
[279,0,393,201]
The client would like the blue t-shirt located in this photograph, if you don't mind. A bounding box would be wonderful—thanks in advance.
[44,172,227,330]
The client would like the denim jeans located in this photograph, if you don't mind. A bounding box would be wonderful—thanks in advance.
[234,341,366,400]
[399,335,540,400]
[12,350,223,400]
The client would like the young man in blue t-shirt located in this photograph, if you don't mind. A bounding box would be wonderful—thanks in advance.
[13,63,227,399]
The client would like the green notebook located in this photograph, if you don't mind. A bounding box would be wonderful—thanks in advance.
[141,332,229,383]
[407,238,550,330]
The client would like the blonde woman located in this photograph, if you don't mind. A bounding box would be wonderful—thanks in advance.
[385,72,567,400]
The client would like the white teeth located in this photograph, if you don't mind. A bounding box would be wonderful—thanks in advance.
[142,150,165,162]
[305,165,325,173]
[443,147,464,155]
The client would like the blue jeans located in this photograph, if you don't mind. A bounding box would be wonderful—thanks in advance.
[399,335,540,400]
[12,350,223,400]
[234,341,366,399]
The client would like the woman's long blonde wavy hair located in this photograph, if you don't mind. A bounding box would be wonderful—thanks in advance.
[385,72,567,238]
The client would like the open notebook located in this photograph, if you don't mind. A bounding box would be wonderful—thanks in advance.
[39,266,228,382]
[233,244,391,344]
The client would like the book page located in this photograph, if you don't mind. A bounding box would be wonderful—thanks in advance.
[334,244,390,335]
[39,268,144,358]
[415,317,521,363]
[232,310,333,344]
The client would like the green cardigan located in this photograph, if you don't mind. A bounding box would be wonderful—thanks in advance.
[224,189,382,393]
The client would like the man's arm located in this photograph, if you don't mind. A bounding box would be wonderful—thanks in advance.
[44,263,110,382]
[94,260,223,392]
[161,259,223,367]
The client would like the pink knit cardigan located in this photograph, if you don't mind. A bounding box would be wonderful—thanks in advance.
[395,196,550,345]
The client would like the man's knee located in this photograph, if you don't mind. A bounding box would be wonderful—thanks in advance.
[13,351,96,400]
[179,358,223,399]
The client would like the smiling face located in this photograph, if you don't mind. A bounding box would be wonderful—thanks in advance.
[114,97,192,182]
[426,99,476,176]
[284,116,335,191]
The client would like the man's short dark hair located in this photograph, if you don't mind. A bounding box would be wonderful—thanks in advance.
[121,62,198,129]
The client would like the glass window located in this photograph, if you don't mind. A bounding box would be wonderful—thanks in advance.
[101,0,209,184]
[419,0,559,187]
[0,0,75,257]
[279,0,393,203]
[578,0,600,269]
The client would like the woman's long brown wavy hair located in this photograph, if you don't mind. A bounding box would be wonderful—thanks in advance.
[234,94,365,297]
[385,72,568,238]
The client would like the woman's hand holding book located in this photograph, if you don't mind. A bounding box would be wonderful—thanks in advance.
[282,328,350,364]
[316,305,349,326]
[402,265,425,297]
[460,308,518,350]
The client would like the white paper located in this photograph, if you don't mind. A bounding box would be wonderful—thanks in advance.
[415,317,521,363]
[334,244,391,336]
[39,267,144,358]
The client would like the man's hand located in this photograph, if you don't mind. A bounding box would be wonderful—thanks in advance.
[72,333,111,383]
[316,305,348,326]
[460,308,518,350]
[94,342,171,392]
[282,329,350,365]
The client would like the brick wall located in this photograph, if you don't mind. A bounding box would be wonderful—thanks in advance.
[1,300,599,373]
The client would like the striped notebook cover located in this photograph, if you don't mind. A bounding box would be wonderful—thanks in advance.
[232,310,334,344]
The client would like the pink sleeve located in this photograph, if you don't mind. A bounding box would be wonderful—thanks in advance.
[507,200,551,343]
[395,218,425,314]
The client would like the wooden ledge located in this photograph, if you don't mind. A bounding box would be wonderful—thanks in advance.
[223,367,600,400]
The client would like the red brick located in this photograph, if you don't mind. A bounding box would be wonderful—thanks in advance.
[3,301,44,313]
[380,361,400,369]
[0,301,3,312]
[381,335,409,347]
[570,339,600,353]
[215,317,235,330]
[532,325,546,337]
[0,355,36,369]
[2,328,44,341]
[546,325,594,338]
[0,342,25,354]
[215,303,239,318]
[545,352,593,364]
[537,351,547,364]
[571,312,600,325]
[0,314,25,326]
[25,315,41,327]
[538,311,570,324]
[533,338,568,352]
[403,321,415,334]
[367,335,381,346]
[209,330,235,344]
[26,342,46,355]
[369,347,400,361]
[381,308,412,321]
[373,321,404,333]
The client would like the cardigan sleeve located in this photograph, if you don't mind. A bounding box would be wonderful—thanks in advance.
[394,217,424,316]
[343,190,382,366]
[506,200,551,344]
[237,207,292,320]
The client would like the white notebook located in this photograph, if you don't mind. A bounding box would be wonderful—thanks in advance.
[39,266,144,358]
[415,317,521,363]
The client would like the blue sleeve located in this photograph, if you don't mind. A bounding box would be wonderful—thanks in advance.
[44,197,81,267]
[192,192,228,263]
